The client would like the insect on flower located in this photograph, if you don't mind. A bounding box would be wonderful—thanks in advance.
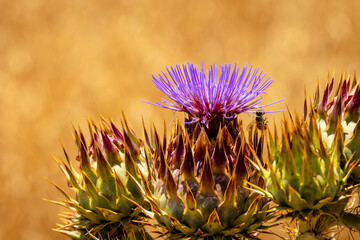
[254,110,268,130]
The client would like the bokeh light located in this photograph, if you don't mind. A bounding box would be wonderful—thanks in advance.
[0,0,359,239]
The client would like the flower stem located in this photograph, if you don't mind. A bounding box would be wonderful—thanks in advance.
[295,218,324,240]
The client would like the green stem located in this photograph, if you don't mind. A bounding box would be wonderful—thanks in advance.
[295,218,324,240]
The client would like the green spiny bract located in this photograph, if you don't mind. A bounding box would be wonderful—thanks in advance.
[144,116,275,240]
[49,117,154,240]
[305,73,360,234]
[311,73,360,183]
[251,111,358,239]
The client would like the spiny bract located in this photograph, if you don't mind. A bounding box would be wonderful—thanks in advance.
[304,73,360,236]
[49,117,154,240]
[251,111,358,239]
[143,117,275,240]
[310,73,360,183]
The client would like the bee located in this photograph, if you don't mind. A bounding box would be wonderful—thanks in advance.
[247,110,268,131]
[255,111,267,130]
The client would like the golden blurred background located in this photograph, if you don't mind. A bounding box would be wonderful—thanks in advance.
[0,0,360,239]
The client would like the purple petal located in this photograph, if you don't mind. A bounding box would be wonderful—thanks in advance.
[147,62,283,123]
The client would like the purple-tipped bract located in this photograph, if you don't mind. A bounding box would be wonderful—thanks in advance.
[148,62,283,124]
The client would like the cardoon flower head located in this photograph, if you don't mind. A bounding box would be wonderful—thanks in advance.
[309,73,360,182]
[140,62,279,239]
[149,62,283,124]
[48,117,155,240]
[250,111,359,239]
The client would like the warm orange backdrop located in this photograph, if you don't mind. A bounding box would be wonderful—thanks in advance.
[0,0,359,239]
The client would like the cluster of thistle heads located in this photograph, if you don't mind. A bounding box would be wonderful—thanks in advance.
[49,62,360,240]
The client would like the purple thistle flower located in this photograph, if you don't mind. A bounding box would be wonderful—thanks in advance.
[147,62,283,124]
